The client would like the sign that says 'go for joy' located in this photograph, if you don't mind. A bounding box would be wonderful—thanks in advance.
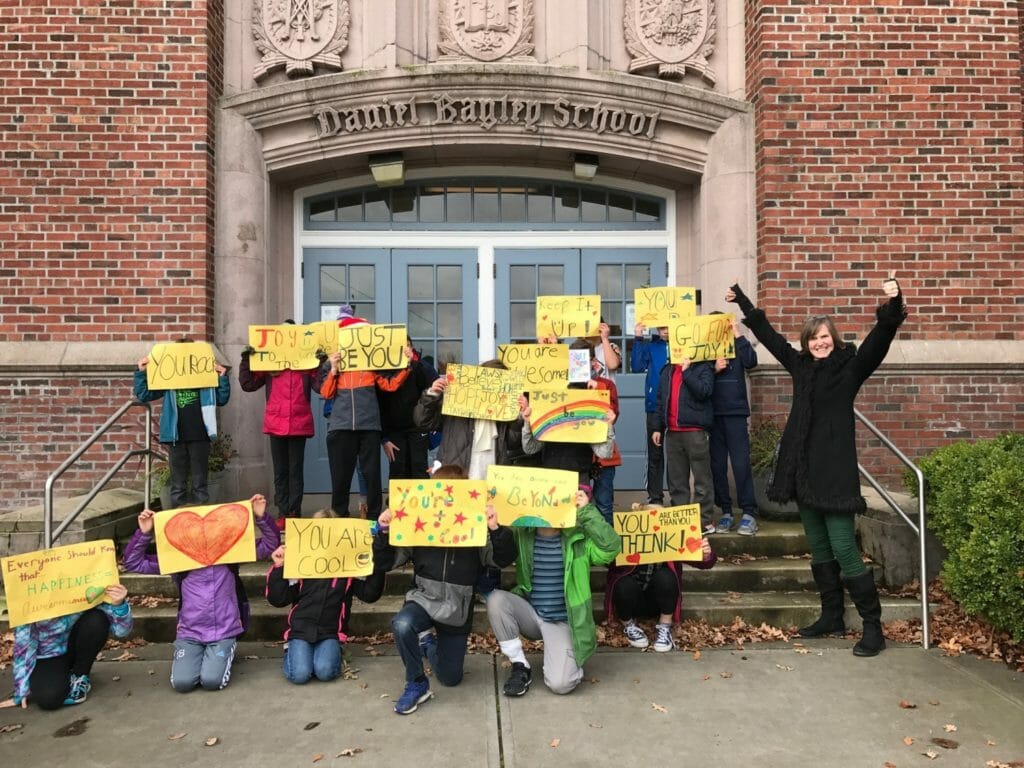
[614,504,703,566]
[669,313,736,364]
[1,540,120,628]
[146,342,219,390]
[528,389,611,443]
[486,465,578,529]
[442,363,524,421]
[536,295,601,340]
[634,286,697,327]
[284,519,374,578]
[497,343,570,391]
[153,501,257,575]
[388,479,488,547]
[247,324,322,372]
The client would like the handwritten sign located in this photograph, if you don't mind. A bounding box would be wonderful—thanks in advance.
[388,479,488,547]
[497,343,570,391]
[529,389,611,443]
[247,324,321,371]
[1,540,120,627]
[487,465,577,528]
[284,518,374,578]
[153,500,257,575]
[337,323,407,371]
[146,342,219,390]
[568,348,592,383]
[634,287,697,327]
[669,313,736,364]
[536,294,601,339]
[614,504,703,566]
[442,363,524,421]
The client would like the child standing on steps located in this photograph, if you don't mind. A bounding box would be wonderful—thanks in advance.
[123,494,280,692]
[265,508,388,684]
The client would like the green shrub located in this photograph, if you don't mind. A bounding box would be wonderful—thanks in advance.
[906,434,1024,640]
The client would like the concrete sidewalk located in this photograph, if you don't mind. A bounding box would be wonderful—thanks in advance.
[2,642,1022,767]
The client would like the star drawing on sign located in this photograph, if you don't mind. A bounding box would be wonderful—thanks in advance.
[414,517,426,532]
[468,489,480,500]
[453,512,467,525]
[444,485,454,495]
[393,507,407,520]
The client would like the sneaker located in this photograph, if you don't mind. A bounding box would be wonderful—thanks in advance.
[394,678,432,714]
[714,514,734,534]
[623,620,650,649]
[503,662,532,696]
[703,522,717,536]
[274,516,286,532]
[653,623,676,652]
[737,515,759,536]
[64,673,91,706]
[418,629,436,661]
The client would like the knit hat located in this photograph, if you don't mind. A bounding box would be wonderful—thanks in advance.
[578,484,593,502]
[337,303,355,320]
[337,303,368,329]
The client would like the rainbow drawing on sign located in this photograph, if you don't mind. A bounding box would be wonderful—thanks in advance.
[528,389,611,443]
[531,400,610,441]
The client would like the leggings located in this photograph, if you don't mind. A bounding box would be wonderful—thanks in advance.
[29,608,111,710]
[798,505,867,577]
[612,567,680,621]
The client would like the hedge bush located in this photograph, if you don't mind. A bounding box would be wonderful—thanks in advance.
[906,433,1024,641]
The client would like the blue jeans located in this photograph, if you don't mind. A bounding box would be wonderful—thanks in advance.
[593,465,615,524]
[282,638,342,684]
[391,601,468,686]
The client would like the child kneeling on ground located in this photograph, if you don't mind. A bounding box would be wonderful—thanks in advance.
[375,465,516,715]
[487,485,621,697]
[265,508,388,684]
[123,494,280,692]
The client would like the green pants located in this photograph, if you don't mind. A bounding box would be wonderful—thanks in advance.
[798,505,867,577]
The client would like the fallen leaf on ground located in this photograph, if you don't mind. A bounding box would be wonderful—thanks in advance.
[0,724,23,734]
[589,723,603,729]
[692,650,701,660]
[204,737,218,747]
[113,651,137,662]
[943,724,957,732]
[922,749,938,760]
[337,748,363,757]
[986,740,997,747]
[930,738,959,750]
[147,669,155,676]
[586,677,600,684]
[794,648,810,655]
[903,737,914,745]
[168,732,186,741]
[898,700,917,709]
[312,754,324,763]
[651,702,667,713]
[884,762,897,768]
[929,700,940,706]
[549,738,560,748]
[719,671,733,679]
[304,722,320,731]
[775,664,794,671]
[378,694,389,699]
[243,655,259,660]
[359,683,368,690]
[702,675,711,681]
[112,676,121,682]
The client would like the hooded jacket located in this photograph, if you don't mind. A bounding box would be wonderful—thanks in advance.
[238,354,316,438]
[413,388,531,469]
[630,332,670,413]
[711,335,757,417]
[133,369,231,444]
[651,361,715,432]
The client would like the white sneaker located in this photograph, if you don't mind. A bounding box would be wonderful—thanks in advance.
[623,620,649,649]
[653,623,676,653]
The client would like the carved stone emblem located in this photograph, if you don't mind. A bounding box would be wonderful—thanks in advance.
[253,0,350,80]
[624,0,717,83]
[438,0,535,62]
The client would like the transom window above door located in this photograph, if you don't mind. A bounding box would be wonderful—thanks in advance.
[305,179,665,230]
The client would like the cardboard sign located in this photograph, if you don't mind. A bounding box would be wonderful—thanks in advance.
[536,294,601,339]
[634,286,697,327]
[284,518,374,578]
[568,348,592,383]
[486,465,578,528]
[388,479,489,547]
[1,540,120,628]
[153,501,257,575]
[614,504,703,566]
[336,323,408,371]
[528,389,611,443]
[146,342,219,390]
[247,324,321,371]
[669,313,736,364]
[497,343,570,391]
[441,363,524,421]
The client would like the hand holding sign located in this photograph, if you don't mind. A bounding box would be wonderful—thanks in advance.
[882,272,900,299]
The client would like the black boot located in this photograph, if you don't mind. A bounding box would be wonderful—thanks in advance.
[846,571,886,657]
[797,560,846,638]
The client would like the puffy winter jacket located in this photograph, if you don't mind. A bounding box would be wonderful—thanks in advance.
[239,354,315,437]
[652,361,715,432]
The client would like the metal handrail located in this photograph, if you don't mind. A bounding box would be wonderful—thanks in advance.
[44,400,163,548]
[855,407,929,650]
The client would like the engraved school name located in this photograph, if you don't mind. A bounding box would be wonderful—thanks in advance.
[313,94,661,139]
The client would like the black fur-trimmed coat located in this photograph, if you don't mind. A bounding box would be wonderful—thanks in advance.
[731,286,906,515]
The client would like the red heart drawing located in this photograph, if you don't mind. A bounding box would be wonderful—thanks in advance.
[649,509,658,516]
[625,552,641,564]
[164,503,250,566]
[689,524,697,532]
[677,547,687,554]
[541,314,548,320]
[653,525,660,532]
[684,537,702,553]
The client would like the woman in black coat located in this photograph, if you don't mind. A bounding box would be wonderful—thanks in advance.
[726,277,905,656]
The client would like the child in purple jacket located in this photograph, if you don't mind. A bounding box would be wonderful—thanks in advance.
[123,494,280,692]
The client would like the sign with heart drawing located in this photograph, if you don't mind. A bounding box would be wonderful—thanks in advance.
[153,501,257,574]
[613,504,703,565]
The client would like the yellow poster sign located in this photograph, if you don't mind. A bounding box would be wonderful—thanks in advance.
[146,342,219,390]
[388,479,489,547]
[1,540,120,628]
[441,363,524,421]
[336,323,407,371]
[614,504,703,566]
[486,465,578,528]
[153,500,257,575]
[669,313,736,363]
[497,343,570,391]
[634,286,697,327]
[528,389,611,443]
[284,518,374,578]
[536,294,601,339]
[247,324,321,372]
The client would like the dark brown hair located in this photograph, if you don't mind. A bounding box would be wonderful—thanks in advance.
[799,315,845,356]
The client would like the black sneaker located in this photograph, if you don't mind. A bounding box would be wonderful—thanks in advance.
[503,662,532,696]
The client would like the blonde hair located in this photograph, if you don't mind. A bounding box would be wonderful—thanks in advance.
[312,508,337,519]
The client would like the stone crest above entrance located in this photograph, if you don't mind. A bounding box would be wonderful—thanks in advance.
[252,0,351,80]
[438,0,535,62]
[623,0,717,83]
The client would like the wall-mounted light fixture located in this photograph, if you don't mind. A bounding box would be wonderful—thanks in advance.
[572,152,599,180]
[368,151,405,187]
